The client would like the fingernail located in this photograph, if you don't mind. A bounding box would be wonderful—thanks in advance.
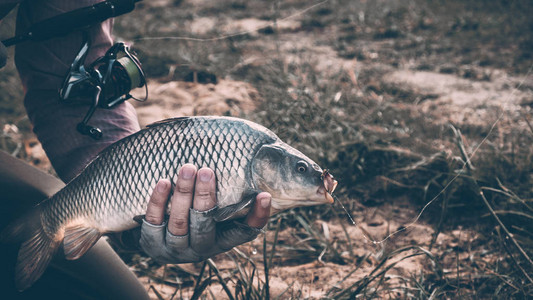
[260,197,271,209]
[198,168,213,182]
[157,180,169,193]
[181,165,195,179]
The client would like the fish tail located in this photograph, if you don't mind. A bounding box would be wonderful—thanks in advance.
[1,206,61,291]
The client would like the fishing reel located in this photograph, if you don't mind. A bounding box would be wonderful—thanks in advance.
[59,35,148,140]
[1,0,144,139]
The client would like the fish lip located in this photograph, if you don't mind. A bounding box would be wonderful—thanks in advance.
[322,171,338,194]
[318,171,338,204]
[329,179,338,193]
[316,186,335,204]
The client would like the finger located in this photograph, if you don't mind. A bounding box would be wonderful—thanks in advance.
[245,192,272,229]
[189,208,216,253]
[144,179,172,225]
[168,164,197,236]
[193,167,217,211]
[165,230,189,250]
[139,220,168,263]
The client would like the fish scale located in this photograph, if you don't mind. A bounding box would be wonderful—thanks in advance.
[5,116,336,291]
[42,116,276,235]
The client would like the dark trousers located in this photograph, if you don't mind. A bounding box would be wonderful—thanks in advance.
[0,150,150,299]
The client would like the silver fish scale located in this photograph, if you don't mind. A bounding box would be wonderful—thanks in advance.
[40,117,277,235]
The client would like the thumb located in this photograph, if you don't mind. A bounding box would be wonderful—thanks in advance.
[245,192,271,229]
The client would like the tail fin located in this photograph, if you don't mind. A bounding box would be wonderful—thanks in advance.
[1,206,61,291]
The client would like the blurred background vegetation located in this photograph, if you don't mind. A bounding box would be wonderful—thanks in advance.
[1,0,532,298]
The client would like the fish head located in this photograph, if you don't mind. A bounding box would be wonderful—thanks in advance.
[251,143,337,214]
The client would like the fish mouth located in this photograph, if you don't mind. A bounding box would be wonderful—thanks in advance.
[318,170,338,204]
[317,185,335,204]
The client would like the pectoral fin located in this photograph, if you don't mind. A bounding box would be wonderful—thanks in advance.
[133,215,145,225]
[63,225,102,260]
[213,191,258,222]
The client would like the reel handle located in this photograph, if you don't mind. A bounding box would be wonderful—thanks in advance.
[76,86,103,140]
[77,123,103,140]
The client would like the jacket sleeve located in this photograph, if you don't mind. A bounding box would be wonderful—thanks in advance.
[15,0,141,182]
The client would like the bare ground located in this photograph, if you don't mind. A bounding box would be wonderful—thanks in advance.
[1,0,532,298]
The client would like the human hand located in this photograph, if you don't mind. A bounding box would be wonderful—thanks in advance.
[139,164,271,264]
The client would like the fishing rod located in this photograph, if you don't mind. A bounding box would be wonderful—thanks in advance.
[2,0,142,47]
[2,0,147,140]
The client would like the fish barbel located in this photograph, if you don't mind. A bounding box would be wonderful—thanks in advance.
[3,116,337,290]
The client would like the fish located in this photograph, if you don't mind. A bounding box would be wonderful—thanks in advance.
[2,116,337,290]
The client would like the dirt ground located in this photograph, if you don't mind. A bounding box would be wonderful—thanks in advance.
[1,0,532,299]
[123,1,532,298]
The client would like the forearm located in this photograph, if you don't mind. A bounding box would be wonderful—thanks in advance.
[15,0,140,182]
[25,90,140,182]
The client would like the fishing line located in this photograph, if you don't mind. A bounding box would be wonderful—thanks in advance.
[332,194,384,246]
[132,0,332,135]
[134,0,330,43]
[133,1,533,245]
[365,62,533,245]
[332,194,355,225]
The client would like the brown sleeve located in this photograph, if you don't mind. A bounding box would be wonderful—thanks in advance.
[24,90,141,182]
[15,0,141,182]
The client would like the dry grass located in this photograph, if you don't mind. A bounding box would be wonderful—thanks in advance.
[124,51,532,297]
[1,0,532,298]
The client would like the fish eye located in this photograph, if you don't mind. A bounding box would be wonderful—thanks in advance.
[296,161,308,173]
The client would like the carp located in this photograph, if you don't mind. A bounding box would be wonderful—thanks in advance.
[3,116,337,290]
